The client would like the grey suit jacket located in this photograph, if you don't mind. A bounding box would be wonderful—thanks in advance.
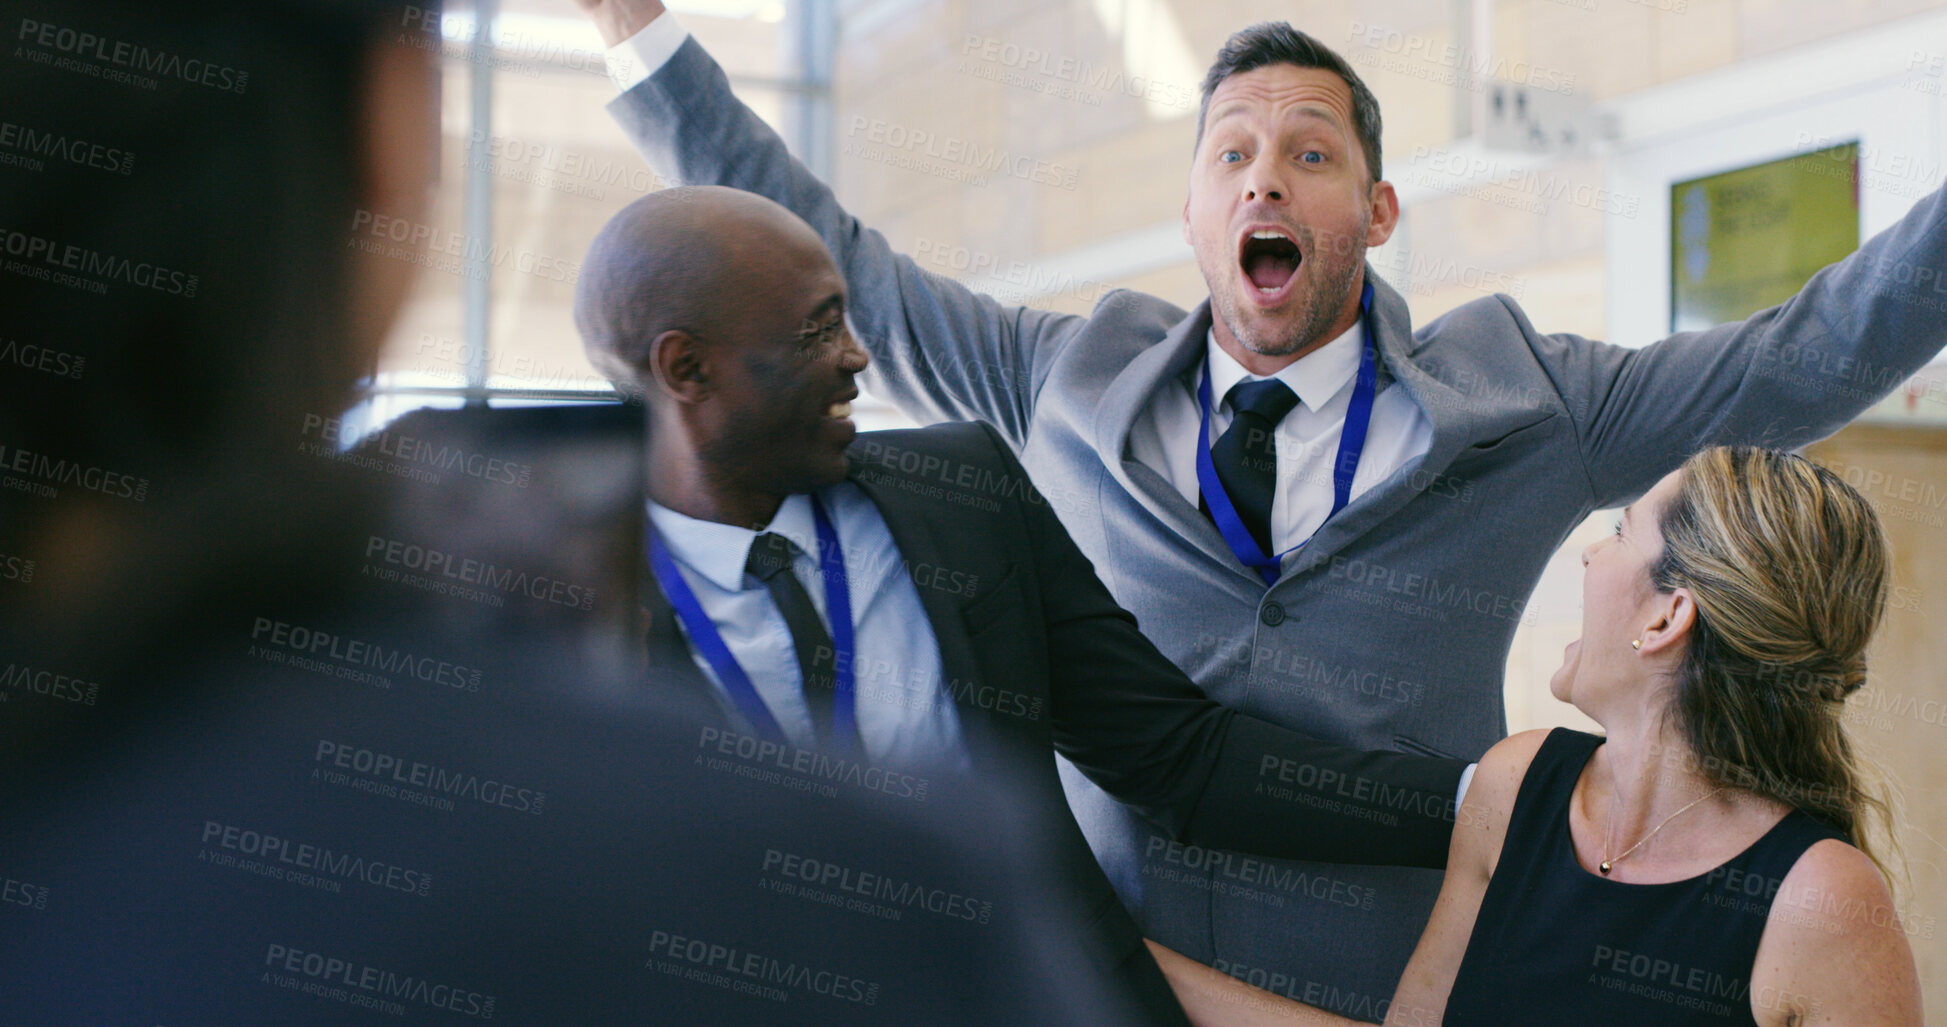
[608,34,1947,1019]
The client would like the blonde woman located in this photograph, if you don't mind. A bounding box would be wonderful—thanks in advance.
[1149,446,1921,1026]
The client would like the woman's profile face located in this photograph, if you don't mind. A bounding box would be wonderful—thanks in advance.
[1549,469,1684,714]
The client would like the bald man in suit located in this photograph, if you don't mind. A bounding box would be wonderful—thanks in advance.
[562,185,1470,1021]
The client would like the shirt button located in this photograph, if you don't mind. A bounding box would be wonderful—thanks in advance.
[1259,601,1286,626]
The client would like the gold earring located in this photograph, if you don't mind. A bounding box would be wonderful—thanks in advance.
[1630,639,1642,651]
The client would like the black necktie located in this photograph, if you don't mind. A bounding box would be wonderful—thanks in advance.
[1209,378,1300,556]
[745,532,857,752]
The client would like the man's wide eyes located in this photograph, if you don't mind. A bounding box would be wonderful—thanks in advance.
[1217,148,1326,165]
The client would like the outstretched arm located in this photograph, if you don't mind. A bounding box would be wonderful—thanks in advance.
[575,0,1087,447]
[1146,732,1545,1026]
[982,419,1466,867]
[1539,184,1947,508]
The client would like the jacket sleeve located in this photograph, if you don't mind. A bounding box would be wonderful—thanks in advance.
[1533,183,1947,509]
[605,36,1089,449]
[979,423,1467,868]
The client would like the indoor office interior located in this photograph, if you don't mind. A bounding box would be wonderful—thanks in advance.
[361,0,1947,1010]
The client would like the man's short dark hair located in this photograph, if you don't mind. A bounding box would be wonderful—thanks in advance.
[1195,22,1384,184]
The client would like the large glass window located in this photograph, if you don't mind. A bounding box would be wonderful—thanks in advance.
[350,0,826,434]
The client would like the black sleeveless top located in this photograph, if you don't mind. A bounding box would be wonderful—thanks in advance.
[1442,729,1844,1026]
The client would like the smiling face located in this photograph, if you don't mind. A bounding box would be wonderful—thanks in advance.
[1550,470,1689,718]
[1184,63,1398,370]
[695,226,867,498]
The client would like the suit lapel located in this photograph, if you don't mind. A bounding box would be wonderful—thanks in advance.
[1092,301,1262,585]
[633,459,1012,769]
[1282,269,1546,582]
[844,459,1011,774]
[1087,273,1550,588]
[634,501,736,719]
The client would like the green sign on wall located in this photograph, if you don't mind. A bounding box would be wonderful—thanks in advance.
[1670,142,1860,333]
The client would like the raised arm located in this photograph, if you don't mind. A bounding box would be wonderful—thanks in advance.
[574,0,1084,447]
[577,0,661,50]
[1532,184,1947,508]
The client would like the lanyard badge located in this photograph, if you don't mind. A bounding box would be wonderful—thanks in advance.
[1195,281,1379,587]
[648,494,858,753]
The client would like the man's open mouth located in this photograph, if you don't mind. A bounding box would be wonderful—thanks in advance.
[1238,227,1302,297]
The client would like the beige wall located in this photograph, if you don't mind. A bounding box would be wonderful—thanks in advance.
[833,0,1947,332]
[1808,425,1947,1011]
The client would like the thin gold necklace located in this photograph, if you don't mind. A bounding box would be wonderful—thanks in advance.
[1599,783,1729,875]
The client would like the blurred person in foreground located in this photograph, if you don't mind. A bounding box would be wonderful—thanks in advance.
[1148,447,1922,1026]
[0,0,432,705]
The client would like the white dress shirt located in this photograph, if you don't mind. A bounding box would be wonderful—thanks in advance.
[649,484,968,770]
[613,28,1473,803]
[1126,319,1436,570]
[1125,321,1471,800]
[607,14,687,92]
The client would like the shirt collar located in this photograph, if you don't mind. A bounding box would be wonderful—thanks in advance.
[647,492,818,592]
[1204,316,1363,415]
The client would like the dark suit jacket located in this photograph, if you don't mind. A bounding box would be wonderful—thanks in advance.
[639,415,1467,860]
[390,403,1467,1020]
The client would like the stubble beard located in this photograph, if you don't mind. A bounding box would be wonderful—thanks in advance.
[1205,225,1367,361]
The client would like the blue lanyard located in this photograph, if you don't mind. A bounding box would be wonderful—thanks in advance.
[1196,281,1378,587]
[647,494,858,753]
